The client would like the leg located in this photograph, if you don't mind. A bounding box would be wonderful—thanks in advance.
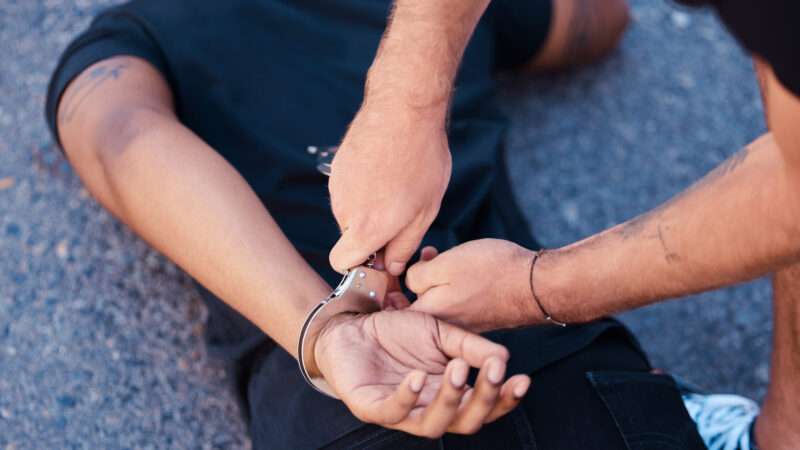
[515,331,704,450]
[756,264,800,450]
[244,326,700,449]
[528,0,630,72]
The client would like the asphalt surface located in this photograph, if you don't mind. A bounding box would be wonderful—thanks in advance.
[0,0,770,448]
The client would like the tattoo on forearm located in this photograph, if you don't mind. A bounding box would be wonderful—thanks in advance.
[613,145,752,262]
[657,222,680,263]
[58,63,128,125]
[698,145,750,186]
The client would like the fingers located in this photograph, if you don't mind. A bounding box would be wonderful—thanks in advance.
[447,357,506,434]
[435,320,510,368]
[420,246,439,261]
[384,214,432,276]
[407,286,448,315]
[390,360,528,438]
[384,291,411,310]
[484,375,531,423]
[406,254,446,294]
[364,370,427,425]
[408,359,469,438]
[329,224,392,273]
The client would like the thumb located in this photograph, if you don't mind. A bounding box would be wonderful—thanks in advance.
[405,255,446,295]
[407,286,449,315]
[329,224,389,273]
[420,246,439,261]
[384,214,432,276]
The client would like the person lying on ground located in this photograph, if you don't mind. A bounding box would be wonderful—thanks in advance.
[46,0,728,448]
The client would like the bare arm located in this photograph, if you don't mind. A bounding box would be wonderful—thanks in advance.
[523,0,630,73]
[327,0,491,275]
[408,62,800,331]
[58,55,331,357]
[366,0,490,111]
[536,62,800,324]
[58,55,527,435]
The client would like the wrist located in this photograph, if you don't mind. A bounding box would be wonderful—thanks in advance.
[362,68,449,125]
[522,248,579,325]
[364,63,451,115]
[510,248,544,326]
[307,312,358,378]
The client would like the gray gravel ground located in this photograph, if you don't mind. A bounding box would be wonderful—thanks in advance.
[0,0,770,448]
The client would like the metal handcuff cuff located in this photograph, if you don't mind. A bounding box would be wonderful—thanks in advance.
[297,255,391,398]
[298,146,389,398]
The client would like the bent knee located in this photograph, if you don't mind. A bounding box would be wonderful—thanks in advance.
[530,0,631,72]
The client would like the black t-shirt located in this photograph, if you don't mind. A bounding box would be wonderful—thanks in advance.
[678,0,800,96]
[47,1,628,447]
[46,0,553,265]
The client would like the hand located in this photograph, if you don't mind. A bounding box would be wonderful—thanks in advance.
[313,310,531,438]
[406,239,540,332]
[328,99,451,276]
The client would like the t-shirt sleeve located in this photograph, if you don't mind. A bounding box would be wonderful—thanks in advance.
[45,7,169,149]
[678,0,800,97]
[487,0,553,70]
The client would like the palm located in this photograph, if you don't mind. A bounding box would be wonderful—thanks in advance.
[317,311,453,408]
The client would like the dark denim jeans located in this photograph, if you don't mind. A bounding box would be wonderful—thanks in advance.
[248,331,705,450]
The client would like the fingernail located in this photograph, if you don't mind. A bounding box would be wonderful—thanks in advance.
[388,262,405,275]
[450,362,468,388]
[513,380,530,399]
[488,360,504,384]
[410,373,424,393]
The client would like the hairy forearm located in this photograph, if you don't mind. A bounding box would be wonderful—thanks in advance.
[73,112,329,357]
[534,133,800,323]
[366,0,490,114]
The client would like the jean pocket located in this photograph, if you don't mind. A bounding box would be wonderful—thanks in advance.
[587,371,706,450]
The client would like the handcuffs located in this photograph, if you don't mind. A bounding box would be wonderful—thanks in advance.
[297,256,391,398]
[298,147,390,398]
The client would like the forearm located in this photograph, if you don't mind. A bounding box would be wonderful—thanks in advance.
[534,132,800,323]
[74,112,329,357]
[366,0,490,115]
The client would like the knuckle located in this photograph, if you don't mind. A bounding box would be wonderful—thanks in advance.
[387,241,417,259]
[478,391,497,407]
[442,394,461,409]
[460,422,482,435]
[421,425,445,440]
[398,394,416,410]
[405,269,421,291]
[495,347,510,362]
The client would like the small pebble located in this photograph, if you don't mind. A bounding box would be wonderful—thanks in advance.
[0,176,14,190]
[57,395,77,409]
[671,11,691,29]
[5,223,20,237]
[56,240,69,260]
